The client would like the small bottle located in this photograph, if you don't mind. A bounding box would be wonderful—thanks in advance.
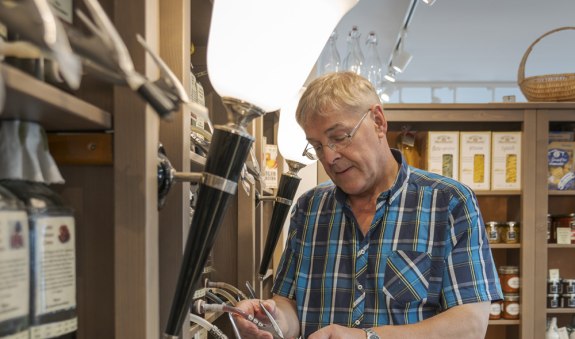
[364,31,384,90]
[343,26,364,76]
[316,31,341,77]
[546,317,560,339]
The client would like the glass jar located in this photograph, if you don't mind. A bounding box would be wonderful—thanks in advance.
[547,214,552,243]
[547,293,561,308]
[553,213,574,244]
[499,266,520,293]
[502,293,520,319]
[562,294,575,308]
[501,221,520,244]
[548,279,563,294]
[489,300,502,320]
[486,221,500,244]
[562,279,575,294]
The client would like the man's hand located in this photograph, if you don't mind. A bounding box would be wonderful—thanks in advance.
[233,299,277,339]
[308,324,366,339]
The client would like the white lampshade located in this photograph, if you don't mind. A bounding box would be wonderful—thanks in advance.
[207,0,358,113]
[391,49,413,73]
[278,88,317,166]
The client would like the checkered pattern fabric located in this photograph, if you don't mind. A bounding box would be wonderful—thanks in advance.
[272,149,503,337]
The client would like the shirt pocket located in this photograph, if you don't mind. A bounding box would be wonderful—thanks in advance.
[382,250,432,303]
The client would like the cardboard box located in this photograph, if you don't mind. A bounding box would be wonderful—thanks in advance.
[460,132,491,190]
[548,141,575,191]
[491,132,522,190]
[427,131,459,180]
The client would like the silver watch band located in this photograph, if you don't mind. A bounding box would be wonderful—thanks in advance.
[363,328,381,339]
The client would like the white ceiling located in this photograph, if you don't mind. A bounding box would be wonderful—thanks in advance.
[333,0,575,85]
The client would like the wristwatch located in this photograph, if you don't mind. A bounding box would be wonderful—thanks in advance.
[363,328,381,339]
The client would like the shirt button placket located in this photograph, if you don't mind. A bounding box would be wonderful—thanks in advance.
[352,243,369,326]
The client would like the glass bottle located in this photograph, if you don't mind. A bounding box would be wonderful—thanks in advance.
[316,31,341,77]
[363,31,389,101]
[343,26,364,76]
[364,31,384,89]
[0,180,77,339]
[0,184,30,338]
[546,316,560,339]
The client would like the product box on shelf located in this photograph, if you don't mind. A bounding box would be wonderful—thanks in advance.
[426,131,459,180]
[548,141,575,191]
[491,132,522,190]
[460,131,491,191]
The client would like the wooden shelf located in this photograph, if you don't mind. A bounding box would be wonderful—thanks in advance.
[475,190,521,196]
[491,244,521,249]
[488,319,521,325]
[548,190,575,196]
[546,309,575,314]
[1,64,112,131]
[548,244,575,249]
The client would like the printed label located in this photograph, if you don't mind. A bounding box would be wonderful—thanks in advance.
[507,277,520,289]
[0,210,30,323]
[505,303,520,316]
[34,216,76,316]
[30,317,77,338]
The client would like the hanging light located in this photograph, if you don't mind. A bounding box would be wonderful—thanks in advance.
[258,88,316,279]
[163,1,358,338]
[384,68,397,82]
[391,29,412,74]
[391,48,412,73]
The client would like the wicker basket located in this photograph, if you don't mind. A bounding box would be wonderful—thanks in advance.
[518,26,575,102]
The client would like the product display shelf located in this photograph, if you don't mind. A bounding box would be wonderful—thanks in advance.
[384,104,536,339]
[534,108,575,339]
[2,0,198,338]
[0,63,112,131]
[547,309,575,314]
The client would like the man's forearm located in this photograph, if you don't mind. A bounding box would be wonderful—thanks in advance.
[272,295,301,338]
[372,302,491,339]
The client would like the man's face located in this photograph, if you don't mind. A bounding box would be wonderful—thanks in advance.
[303,108,387,198]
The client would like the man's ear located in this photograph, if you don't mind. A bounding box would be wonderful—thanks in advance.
[372,105,387,136]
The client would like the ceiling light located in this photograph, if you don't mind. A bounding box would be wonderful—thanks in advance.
[391,48,413,73]
[422,0,436,5]
[384,69,397,82]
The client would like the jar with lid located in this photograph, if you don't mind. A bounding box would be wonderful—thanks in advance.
[499,266,520,293]
[553,214,574,244]
[547,293,561,308]
[485,221,500,244]
[501,221,520,244]
[502,293,520,319]
[489,300,502,320]
[563,279,575,294]
[548,279,563,294]
[562,294,575,308]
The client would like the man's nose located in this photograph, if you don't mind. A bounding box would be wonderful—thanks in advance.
[322,146,341,164]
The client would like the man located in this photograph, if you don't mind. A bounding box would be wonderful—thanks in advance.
[236,72,502,339]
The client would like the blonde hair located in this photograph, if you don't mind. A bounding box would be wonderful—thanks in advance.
[296,72,380,126]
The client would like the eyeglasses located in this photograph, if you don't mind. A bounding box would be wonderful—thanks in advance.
[302,109,371,160]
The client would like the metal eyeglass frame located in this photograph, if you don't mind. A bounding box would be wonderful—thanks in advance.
[302,108,371,160]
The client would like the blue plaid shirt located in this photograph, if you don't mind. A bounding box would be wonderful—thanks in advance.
[272,150,503,337]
